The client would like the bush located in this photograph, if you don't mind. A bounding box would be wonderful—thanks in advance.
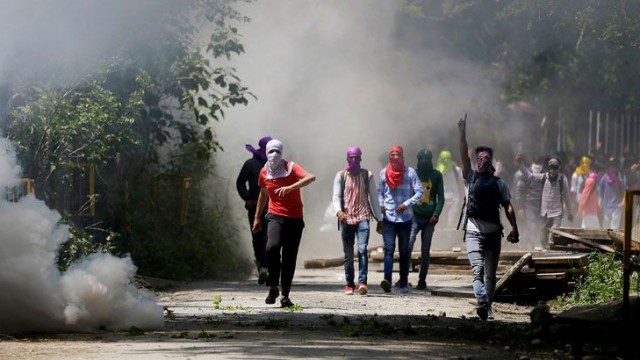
[550,251,639,310]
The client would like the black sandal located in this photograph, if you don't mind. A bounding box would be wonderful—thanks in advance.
[280,297,294,308]
[265,288,279,304]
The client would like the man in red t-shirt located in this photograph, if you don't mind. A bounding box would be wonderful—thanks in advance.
[252,139,315,308]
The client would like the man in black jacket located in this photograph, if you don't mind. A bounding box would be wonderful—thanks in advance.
[236,136,272,284]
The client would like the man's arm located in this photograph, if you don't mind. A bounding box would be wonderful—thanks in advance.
[395,168,424,215]
[378,169,386,216]
[251,187,269,233]
[434,173,445,217]
[404,168,425,207]
[503,201,519,243]
[331,172,344,218]
[367,171,383,222]
[458,114,471,180]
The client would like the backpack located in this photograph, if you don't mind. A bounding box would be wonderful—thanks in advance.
[466,172,502,225]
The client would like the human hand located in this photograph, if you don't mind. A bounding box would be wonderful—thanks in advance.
[244,200,255,210]
[507,229,519,243]
[337,211,347,223]
[429,215,439,225]
[395,203,407,215]
[251,219,262,233]
[458,113,467,133]
[274,186,291,197]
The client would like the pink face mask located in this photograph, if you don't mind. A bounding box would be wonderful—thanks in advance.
[346,147,362,174]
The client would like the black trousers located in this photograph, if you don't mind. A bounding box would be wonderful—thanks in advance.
[247,205,268,268]
[265,213,305,297]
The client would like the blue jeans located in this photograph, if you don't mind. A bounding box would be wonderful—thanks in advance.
[382,219,412,286]
[340,220,370,286]
[465,230,501,306]
[408,216,435,283]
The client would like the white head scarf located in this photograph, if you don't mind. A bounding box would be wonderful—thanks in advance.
[265,139,294,179]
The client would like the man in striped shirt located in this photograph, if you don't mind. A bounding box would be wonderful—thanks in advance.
[332,147,383,295]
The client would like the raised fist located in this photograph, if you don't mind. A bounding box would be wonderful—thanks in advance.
[458,113,467,133]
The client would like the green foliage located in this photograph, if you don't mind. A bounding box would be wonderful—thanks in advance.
[212,295,223,309]
[126,172,251,279]
[2,1,255,280]
[281,304,303,312]
[550,252,639,309]
[397,0,640,118]
[57,216,117,272]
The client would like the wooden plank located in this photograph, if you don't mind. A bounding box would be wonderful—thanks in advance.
[518,272,568,281]
[304,258,343,269]
[549,228,616,253]
[607,229,640,251]
[430,287,475,298]
[551,227,612,239]
[494,252,532,298]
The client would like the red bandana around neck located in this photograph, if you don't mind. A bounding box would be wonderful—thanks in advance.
[386,146,405,189]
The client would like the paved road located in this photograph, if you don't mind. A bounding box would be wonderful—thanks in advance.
[0,267,547,360]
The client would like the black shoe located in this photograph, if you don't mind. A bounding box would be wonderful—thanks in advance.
[476,303,489,321]
[380,279,391,293]
[258,268,268,285]
[280,297,294,308]
[265,288,279,304]
[415,280,427,290]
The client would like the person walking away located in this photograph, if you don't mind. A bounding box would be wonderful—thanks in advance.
[436,150,463,228]
[332,147,383,296]
[408,149,444,290]
[518,156,573,248]
[597,159,626,230]
[377,146,424,294]
[236,136,272,284]
[578,164,602,229]
[252,139,316,308]
[458,114,519,320]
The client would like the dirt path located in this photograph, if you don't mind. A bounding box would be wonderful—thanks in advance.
[0,267,564,359]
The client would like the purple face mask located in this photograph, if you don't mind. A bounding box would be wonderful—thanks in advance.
[346,147,362,174]
[245,136,272,162]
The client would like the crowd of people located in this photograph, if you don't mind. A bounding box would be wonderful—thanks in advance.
[235,116,638,319]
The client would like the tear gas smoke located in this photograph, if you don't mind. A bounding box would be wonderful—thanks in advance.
[213,0,502,260]
[0,137,163,334]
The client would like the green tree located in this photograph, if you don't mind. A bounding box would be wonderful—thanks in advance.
[3,0,255,279]
[397,0,640,155]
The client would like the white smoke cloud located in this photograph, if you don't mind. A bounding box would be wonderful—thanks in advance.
[0,137,163,334]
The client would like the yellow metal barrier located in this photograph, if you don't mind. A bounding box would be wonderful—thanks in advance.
[5,178,35,202]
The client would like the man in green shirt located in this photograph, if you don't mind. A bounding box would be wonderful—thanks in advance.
[408,149,445,290]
